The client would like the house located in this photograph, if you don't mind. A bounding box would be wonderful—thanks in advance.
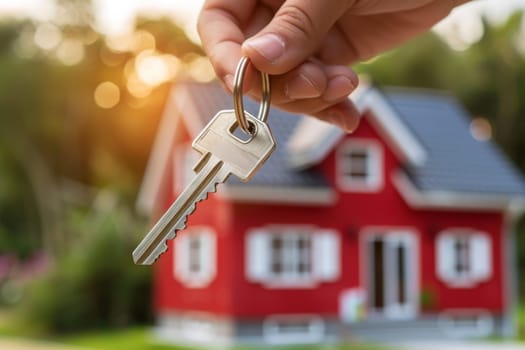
[136,81,525,347]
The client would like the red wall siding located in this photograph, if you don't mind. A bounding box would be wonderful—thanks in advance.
[154,113,507,318]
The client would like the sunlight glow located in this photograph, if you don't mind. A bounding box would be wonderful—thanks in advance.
[56,39,85,66]
[33,23,62,51]
[135,51,181,87]
[132,30,156,54]
[94,82,121,109]
[126,73,152,99]
[187,55,216,82]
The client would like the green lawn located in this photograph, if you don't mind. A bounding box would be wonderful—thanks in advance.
[0,310,389,350]
[518,303,525,340]
[60,327,390,350]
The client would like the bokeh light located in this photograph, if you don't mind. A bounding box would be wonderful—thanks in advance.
[94,81,121,109]
[134,50,180,87]
[33,22,62,50]
[56,39,85,66]
[470,117,492,141]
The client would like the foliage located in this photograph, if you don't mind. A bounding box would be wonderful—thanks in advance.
[17,198,152,334]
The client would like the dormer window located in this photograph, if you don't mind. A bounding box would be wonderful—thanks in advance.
[337,139,383,192]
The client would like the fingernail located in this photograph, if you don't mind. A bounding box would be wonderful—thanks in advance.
[323,76,355,102]
[224,74,234,92]
[244,34,285,63]
[285,74,322,100]
[328,110,356,133]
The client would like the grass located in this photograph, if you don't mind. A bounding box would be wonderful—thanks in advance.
[0,309,389,350]
[59,327,186,350]
[518,303,525,340]
[59,327,390,350]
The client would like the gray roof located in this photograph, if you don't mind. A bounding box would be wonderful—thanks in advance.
[383,89,525,195]
[183,81,525,196]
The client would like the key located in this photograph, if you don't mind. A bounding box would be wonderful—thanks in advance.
[132,110,275,265]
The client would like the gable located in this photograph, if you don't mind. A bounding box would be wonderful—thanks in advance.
[138,81,525,213]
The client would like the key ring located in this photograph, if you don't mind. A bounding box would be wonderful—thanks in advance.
[233,56,271,135]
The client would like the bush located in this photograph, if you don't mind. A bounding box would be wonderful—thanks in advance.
[18,201,153,334]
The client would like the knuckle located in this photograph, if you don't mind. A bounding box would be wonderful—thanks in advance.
[274,4,317,40]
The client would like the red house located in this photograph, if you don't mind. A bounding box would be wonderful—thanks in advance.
[137,81,525,347]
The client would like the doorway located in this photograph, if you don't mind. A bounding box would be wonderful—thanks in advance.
[364,231,418,319]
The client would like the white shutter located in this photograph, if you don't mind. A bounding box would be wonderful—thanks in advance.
[436,234,455,282]
[313,230,340,282]
[470,233,492,281]
[246,229,270,282]
[199,230,217,285]
[174,233,189,282]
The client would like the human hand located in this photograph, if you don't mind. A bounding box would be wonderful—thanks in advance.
[198,0,468,131]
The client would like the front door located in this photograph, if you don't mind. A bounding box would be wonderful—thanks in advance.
[365,231,418,319]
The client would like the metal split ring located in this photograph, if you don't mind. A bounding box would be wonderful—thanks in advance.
[233,56,271,135]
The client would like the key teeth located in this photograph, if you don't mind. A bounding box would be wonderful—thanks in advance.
[147,180,223,264]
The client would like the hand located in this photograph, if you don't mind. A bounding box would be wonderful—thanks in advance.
[198,0,468,131]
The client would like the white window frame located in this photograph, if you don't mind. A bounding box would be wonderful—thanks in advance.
[336,139,383,192]
[268,232,312,282]
[246,226,340,288]
[436,229,492,288]
[174,226,217,288]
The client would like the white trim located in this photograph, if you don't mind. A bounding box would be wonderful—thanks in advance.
[245,225,341,289]
[286,84,426,170]
[136,85,206,216]
[173,226,217,288]
[336,139,384,192]
[359,227,420,320]
[219,185,337,206]
[262,314,325,345]
[360,88,426,166]
[393,171,525,212]
[437,309,494,338]
[136,89,183,215]
[286,117,346,170]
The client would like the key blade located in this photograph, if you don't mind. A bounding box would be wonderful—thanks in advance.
[133,153,228,265]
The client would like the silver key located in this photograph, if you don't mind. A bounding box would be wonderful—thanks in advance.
[132,110,275,265]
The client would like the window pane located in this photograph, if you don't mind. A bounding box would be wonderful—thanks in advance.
[372,239,384,309]
[189,236,201,273]
[397,244,406,305]
[268,232,312,279]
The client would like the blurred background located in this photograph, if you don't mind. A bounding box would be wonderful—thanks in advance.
[0,0,524,349]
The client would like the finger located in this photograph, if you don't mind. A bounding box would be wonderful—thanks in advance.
[348,0,436,15]
[197,0,257,90]
[317,99,361,133]
[267,61,357,105]
[277,97,361,133]
[241,0,351,75]
[268,60,327,105]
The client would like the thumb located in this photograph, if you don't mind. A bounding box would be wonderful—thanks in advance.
[242,0,351,75]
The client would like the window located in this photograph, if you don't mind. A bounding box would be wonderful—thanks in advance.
[270,234,312,280]
[174,227,216,288]
[436,230,492,287]
[246,227,340,288]
[337,140,383,191]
